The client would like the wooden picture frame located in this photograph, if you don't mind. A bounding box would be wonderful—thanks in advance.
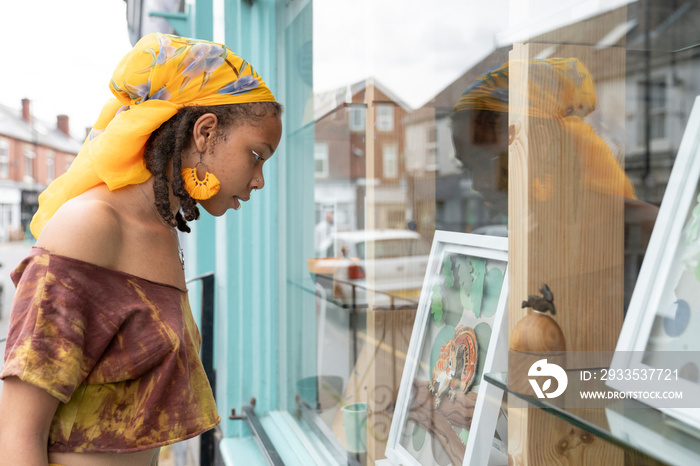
[609,96,700,430]
[385,231,509,466]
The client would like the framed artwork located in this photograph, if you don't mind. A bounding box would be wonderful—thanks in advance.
[609,96,700,429]
[385,231,509,466]
[605,402,700,465]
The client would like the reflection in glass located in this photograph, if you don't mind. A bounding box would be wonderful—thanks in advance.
[397,246,507,465]
[643,183,700,383]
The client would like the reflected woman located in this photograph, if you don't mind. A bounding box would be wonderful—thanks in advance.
[450,58,657,307]
[451,58,637,225]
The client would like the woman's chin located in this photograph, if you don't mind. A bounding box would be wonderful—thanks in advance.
[198,201,227,217]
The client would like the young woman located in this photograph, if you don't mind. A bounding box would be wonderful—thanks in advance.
[0,33,282,466]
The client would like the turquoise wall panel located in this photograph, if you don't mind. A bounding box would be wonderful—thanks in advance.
[187,0,316,440]
[271,0,317,414]
[194,0,213,39]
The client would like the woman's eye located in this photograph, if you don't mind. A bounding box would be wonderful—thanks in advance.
[252,150,263,162]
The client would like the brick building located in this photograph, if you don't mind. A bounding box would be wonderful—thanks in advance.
[0,99,82,240]
[313,78,411,236]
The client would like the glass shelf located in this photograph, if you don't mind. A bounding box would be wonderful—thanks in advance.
[484,372,700,466]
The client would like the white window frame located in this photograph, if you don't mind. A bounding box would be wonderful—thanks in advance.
[376,103,394,132]
[348,105,366,132]
[383,143,399,179]
[24,146,36,183]
[0,138,9,179]
[46,149,55,183]
[426,126,438,170]
[314,142,329,178]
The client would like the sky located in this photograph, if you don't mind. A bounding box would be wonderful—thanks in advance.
[0,0,628,138]
[313,0,510,108]
[0,0,133,137]
[312,0,634,108]
[1,0,511,137]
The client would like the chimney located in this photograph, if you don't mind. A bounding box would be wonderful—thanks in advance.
[21,98,31,123]
[57,115,70,136]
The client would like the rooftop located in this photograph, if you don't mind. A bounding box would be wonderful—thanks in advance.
[0,101,83,154]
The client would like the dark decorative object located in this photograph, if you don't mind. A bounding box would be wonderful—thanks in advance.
[510,284,566,352]
[509,284,566,397]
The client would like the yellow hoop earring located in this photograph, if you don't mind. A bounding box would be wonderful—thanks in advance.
[181,162,221,200]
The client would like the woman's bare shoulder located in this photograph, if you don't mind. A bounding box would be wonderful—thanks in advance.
[35,195,124,269]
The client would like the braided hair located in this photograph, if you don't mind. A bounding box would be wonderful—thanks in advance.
[143,102,283,233]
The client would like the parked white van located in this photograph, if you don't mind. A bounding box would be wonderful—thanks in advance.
[316,229,430,308]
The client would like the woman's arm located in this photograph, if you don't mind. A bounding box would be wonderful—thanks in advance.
[0,376,60,465]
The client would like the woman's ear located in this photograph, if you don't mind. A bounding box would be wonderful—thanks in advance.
[192,113,219,153]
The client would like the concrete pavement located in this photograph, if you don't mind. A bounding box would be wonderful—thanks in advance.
[0,240,34,395]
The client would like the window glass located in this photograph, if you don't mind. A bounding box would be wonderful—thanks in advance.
[46,150,55,182]
[23,146,35,182]
[348,105,366,131]
[382,143,398,178]
[314,142,329,177]
[280,1,700,464]
[0,138,9,178]
[376,103,394,131]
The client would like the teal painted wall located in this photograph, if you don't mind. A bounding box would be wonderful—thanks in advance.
[275,0,317,412]
[184,0,316,440]
[194,0,213,40]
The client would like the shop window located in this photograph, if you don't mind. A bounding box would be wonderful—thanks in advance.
[376,103,394,131]
[262,2,700,465]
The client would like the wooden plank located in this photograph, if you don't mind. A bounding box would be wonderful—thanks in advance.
[507,42,626,465]
[509,399,620,465]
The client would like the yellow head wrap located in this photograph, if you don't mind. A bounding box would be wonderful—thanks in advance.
[453,58,635,199]
[454,58,597,118]
[31,33,276,237]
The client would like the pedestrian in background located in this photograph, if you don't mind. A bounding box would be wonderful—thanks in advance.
[314,209,335,257]
[0,33,282,466]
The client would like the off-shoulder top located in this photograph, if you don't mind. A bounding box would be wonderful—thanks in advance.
[0,247,220,453]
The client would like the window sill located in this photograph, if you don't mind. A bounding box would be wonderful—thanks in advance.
[220,409,349,466]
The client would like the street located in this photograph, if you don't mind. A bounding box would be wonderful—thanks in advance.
[0,240,33,395]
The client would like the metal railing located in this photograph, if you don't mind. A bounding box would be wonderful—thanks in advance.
[186,272,216,466]
[306,274,419,362]
[311,273,419,310]
[230,398,285,466]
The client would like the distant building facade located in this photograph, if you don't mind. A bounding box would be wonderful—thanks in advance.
[0,99,83,240]
[404,1,700,235]
[313,79,411,235]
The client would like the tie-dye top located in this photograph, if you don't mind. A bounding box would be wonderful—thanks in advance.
[0,247,220,453]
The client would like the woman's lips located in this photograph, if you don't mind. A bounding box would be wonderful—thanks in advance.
[233,195,250,210]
